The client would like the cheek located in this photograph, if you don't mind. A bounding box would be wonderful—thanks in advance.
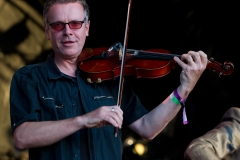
[77,32,87,43]
[50,34,60,43]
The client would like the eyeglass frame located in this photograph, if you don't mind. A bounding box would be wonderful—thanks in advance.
[47,20,85,31]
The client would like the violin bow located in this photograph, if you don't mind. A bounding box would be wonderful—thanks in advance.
[115,0,132,137]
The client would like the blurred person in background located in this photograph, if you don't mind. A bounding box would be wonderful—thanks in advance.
[184,107,240,160]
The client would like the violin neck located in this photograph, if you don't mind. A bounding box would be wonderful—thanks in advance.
[127,49,181,60]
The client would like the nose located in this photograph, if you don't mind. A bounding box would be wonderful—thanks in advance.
[63,23,73,35]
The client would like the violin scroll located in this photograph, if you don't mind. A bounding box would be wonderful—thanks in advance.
[207,57,234,78]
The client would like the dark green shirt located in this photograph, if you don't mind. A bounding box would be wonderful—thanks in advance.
[10,53,148,160]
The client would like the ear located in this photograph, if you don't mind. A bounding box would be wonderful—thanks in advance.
[44,25,50,40]
[85,21,90,36]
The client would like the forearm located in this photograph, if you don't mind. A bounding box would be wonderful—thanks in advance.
[129,94,181,140]
[14,116,83,150]
[129,85,191,139]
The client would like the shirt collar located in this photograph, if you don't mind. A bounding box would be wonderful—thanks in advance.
[45,53,82,79]
[46,53,64,80]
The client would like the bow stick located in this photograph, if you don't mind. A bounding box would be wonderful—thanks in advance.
[115,0,132,137]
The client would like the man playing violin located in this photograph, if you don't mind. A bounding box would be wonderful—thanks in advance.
[10,0,208,160]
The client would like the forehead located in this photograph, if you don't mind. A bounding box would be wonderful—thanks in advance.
[47,2,85,21]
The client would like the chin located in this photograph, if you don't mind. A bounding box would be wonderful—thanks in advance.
[62,49,80,57]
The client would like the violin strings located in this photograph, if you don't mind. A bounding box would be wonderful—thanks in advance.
[133,51,181,60]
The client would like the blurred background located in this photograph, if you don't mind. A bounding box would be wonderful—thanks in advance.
[0,0,239,160]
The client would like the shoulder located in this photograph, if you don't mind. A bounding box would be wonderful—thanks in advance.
[14,62,46,75]
[221,107,240,123]
[12,62,47,83]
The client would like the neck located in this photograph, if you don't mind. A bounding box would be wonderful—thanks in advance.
[54,56,77,77]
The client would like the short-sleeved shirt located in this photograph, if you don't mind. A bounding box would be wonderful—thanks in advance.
[10,53,148,160]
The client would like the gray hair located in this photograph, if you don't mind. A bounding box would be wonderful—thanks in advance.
[43,0,90,25]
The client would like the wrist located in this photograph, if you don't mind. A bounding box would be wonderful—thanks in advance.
[170,89,188,125]
[75,116,86,129]
[176,86,190,100]
[174,89,187,103]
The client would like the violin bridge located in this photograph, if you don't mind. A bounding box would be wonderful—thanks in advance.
[119,48,122,60]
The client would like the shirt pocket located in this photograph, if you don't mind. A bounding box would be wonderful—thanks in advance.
[89,93,117,110]
[41,96,66,120]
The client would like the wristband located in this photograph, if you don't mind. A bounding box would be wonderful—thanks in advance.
[171,89,188,125]
[173,89,187,103]
[170,93,180,105]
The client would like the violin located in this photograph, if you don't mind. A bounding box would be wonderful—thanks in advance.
[78,43,234,83]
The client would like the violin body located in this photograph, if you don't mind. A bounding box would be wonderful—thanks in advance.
[78,47,177,83]
[78,47,234,83]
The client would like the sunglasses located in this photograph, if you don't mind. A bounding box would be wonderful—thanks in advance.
[48,20,85,31]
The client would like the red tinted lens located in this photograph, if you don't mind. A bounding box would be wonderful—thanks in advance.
[69,21,82,29]
[51,22,65,31]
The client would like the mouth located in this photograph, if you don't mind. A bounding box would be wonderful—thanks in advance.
[62,41,75,46]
